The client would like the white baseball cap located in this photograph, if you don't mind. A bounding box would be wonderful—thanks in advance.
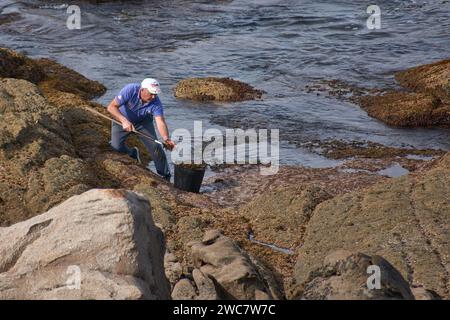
[141,78,161,95]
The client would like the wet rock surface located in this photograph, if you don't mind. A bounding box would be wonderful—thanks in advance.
[0,78,90,225]
[359,91,449,127]
[300,139,444,161]
[0,48,45,83]
[239,185,331,251]
[210,111,446,173]
[0,13,21,26]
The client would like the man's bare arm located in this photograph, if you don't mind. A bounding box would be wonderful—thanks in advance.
[106,99,134,132]
[154,115,170,140]
[155,115,176,150]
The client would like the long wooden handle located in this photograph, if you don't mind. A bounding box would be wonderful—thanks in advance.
[83,106,164,146]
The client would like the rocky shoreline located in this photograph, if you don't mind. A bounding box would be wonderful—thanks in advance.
[306,58,450,128]
[0,47,448,300]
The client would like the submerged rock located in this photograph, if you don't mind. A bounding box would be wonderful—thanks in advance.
[0,189,171,299]
[0,12,21,26]
[359,58,450,127]
[174,77,264,102]
[359,91,448,127]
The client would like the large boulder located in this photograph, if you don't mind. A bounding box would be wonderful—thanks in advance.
[297,250,414,300]
[0,189,171,299]
[294,153,450,299]
[174,77,264,102]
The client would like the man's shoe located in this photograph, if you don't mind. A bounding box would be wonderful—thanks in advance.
[132,147,142,164]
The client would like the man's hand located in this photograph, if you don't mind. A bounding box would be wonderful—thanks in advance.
[106,98,134,132]
[163,138,176,151]
[122,119,135,132]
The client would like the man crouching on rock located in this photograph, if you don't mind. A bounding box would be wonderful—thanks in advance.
[106,78,176,181]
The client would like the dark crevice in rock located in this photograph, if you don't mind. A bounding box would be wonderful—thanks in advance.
[1,219,52,273]
[392,232,415,285]
[408,179,450,296]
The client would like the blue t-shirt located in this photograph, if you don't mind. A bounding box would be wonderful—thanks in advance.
[114,83,164,124]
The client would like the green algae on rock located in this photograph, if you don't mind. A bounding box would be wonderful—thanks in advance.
[395,58,450,104]
[306,58,450,128]
[0,47,106,100]
[359,58,450,127]
[359,91,448,127]
[174,77,265,102]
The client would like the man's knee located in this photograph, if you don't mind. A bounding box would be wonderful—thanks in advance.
[110,140,127,154]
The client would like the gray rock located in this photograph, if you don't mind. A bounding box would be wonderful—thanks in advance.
[0,189,170,299]
[171,278,196,300]
[192,269,218,300]
[191,230,275,300]
[298,251,415,300]
[164,251,183,287]
[411,286,441,300]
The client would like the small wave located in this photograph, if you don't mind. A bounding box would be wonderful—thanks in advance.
[39,4,69,10]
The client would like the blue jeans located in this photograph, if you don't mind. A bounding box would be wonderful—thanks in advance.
[110,117,171,180]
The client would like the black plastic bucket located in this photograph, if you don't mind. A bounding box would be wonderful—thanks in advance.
[174,164,206,193]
